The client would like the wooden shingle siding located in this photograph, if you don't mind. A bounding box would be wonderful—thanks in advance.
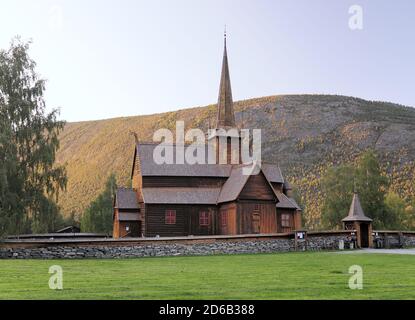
[239,172,275,201]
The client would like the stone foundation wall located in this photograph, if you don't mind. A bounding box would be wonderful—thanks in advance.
[0,233,352,259]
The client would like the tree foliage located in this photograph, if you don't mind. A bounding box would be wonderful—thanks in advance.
[384,192,406,230]
[81,174,116,234]
[0,38,67,236]
[321,150,405,230]
[354,151,390,228]
[321,165,355,229]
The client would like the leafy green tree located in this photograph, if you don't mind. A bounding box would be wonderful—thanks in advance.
[0,38,67,236]
[321,150,395,229]
[399,198,415,231]
[354,150,390,228]
[321,165,355,229]
[384,192,406,230]
[81,174,116,234]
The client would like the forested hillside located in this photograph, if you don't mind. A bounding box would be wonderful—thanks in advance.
[56,95,415,229]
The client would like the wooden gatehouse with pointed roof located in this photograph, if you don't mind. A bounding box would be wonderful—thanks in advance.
[113,35,302,238]
[342,192,373,248]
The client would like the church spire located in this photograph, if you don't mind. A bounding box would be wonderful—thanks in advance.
[216,30,236,128]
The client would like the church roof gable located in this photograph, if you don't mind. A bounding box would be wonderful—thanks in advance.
[217,164,279,203]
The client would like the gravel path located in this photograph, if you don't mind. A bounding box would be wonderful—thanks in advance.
[337,248,415,255]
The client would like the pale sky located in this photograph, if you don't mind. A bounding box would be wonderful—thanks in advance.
[1,0,414,122]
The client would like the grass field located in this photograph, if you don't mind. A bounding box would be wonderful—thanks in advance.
[0,252,414,299]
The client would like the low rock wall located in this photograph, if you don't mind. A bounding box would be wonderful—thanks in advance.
[0,233,353,259]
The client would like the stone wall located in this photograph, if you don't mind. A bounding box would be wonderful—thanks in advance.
[375,232,415,248]
[0,233,353,259]
[403,234,415,247]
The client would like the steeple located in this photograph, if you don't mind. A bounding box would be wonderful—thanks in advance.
[342,193,373,222]
[216,30,236,128]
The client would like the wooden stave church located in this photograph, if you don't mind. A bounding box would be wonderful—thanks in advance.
[113,36,302,238]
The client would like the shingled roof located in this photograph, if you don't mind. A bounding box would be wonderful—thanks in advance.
[142,187,221,204]
[217,166,251,203]
[134,143,285,183]
[115,188,139,209]
[275,192,301,210]
[118,212,141,221]
[342,193,372,222]
[262,163,284,184]
[134,143,232,177]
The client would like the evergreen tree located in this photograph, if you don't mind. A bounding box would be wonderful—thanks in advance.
[81,174,116,234]
[0,38,67,236]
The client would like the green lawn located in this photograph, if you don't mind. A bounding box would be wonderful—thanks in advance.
[0,252,414,299]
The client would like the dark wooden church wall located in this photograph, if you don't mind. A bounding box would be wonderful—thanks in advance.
[238,202,277,234]
[188,206,217,236]
[145,204,217,237]
[276,208,296,233]
[218,202,237,235]
[239,172,275,201]
[145,204,188,237]
[113,209,120,238]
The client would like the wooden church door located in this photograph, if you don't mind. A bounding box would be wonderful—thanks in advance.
[252,212,260,234]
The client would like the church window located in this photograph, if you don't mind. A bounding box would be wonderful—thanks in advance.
[199,211,209,226]
[165,210,176,225]
[281,214,291,228]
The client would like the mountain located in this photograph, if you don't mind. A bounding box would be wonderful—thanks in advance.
[56,94,415,228]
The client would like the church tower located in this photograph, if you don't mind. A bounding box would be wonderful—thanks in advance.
[208,32,242,164]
